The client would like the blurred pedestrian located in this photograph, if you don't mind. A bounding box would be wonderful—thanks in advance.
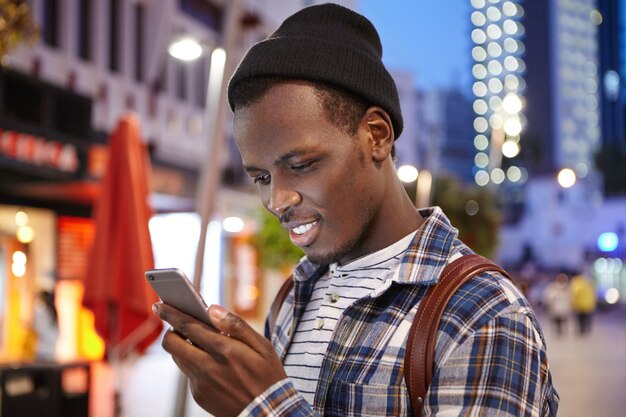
[543,273,571,336]
[33,290,59,361]
[152,4,559,416]
[570,272,597,335]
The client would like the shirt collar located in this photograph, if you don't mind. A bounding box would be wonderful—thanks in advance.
[293,206,459,287]
[394,206,459,286]
[333,230,416,273]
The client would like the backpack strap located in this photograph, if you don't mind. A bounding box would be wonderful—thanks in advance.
[404,253,511,416]
[269,276,294,337]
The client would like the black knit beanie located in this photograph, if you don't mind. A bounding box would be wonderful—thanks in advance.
[227,3,404,139]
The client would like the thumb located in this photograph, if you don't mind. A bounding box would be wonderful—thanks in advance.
[209,304,269,352]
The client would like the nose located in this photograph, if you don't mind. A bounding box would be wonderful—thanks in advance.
[267,183,301,216]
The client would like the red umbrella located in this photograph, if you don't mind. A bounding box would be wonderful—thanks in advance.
[83,113,162,359]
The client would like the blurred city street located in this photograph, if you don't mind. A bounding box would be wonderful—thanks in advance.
[2,1,626,416]
[538,304,626,416]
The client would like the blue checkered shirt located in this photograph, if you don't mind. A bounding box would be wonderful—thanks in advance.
[240,207,559,416]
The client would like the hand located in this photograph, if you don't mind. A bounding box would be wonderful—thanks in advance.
[153,303,288,417]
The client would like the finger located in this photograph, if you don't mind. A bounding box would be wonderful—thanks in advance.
[154,303,224,350]
[156,303,241,359]
[208,304,272,356]
[161,328,218,375]
[162,327,196,353]
[154,302,218,335]
[166,326,194,345]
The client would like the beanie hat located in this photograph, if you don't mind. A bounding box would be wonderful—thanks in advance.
[227,3,403,139]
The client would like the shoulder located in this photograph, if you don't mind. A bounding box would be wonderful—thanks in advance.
[439,270,536,343]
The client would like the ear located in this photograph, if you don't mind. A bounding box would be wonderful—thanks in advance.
[363,107,394,162]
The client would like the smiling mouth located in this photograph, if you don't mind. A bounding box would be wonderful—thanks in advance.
[288,220,320,247]
[291,221,318,235]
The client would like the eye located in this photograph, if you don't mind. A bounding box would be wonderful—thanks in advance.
[290,160,315,172]
[253,173,271,185]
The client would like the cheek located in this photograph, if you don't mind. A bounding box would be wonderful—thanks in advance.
[258,187,270,208]
[319,169,371,222]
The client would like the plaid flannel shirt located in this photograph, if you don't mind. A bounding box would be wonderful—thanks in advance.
[240,207,559,416]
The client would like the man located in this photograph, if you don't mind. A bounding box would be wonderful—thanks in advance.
[153,4,559,416]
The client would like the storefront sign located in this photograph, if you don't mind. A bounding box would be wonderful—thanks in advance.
[57,216,94,281]
[151,165,196,198]
[87,144,108,179]
[0,128,79,173]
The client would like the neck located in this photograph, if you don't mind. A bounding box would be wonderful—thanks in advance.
[349,170,425,263]
[386,175,425,236]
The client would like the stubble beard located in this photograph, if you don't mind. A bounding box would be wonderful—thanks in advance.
[302,143,376,266]
[304,196,375,266]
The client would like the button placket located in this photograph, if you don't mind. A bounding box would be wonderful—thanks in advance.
[314,318,325,330]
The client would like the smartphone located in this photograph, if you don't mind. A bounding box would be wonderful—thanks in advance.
[145,268,214,327]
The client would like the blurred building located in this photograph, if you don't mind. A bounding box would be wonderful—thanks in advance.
[389,69,420,168]
[523,0,601,178]
[597,0,624,149]
[468,0,625,304]
[469,0,600,184]
[1,0,279,211]
[469,0,527,189]
[597,0,626,197]
[0,0,252,363]
[417,89,476,184]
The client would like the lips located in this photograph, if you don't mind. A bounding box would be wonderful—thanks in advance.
[287,220,320,247]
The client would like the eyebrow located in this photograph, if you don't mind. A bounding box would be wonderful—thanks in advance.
[243,148,312,173]
[274,149,309,165]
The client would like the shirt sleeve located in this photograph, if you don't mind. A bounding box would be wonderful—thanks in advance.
[238,378,319,417]
[425,308,559,416]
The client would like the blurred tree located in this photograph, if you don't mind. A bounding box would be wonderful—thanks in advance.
[595,144,626,196]
[431,176,501,258]
[0,0,39,60]
[250,208,304,271]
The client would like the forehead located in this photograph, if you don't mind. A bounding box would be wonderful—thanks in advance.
[233,82,339,158]
[234,82,321,129]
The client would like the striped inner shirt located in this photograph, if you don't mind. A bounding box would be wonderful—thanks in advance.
[283,231,417,404]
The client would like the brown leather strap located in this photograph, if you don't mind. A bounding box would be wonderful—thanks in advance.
[404,254,511,416]
[269,277,294,337]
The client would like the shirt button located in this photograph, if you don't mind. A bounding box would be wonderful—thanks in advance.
[330,293,340,303]
[314,318,325,330]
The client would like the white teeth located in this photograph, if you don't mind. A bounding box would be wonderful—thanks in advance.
[292,221,317,235]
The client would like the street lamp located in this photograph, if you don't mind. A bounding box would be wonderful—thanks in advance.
[166,3,242,416]
[167,37,203,61]
[397,164,432,208]
[165,40,227,291]
[416,169,433,209]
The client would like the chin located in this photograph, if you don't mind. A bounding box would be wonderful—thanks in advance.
[303,250,343,266]
[303,233,365,266]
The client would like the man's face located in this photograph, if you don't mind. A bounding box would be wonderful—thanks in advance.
[234,82,384,265]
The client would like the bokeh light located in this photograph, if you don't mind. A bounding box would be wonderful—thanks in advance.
[222,216,244,233]
[397,165,418,183]
[168,38,202,61]
[557,168,576,188]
